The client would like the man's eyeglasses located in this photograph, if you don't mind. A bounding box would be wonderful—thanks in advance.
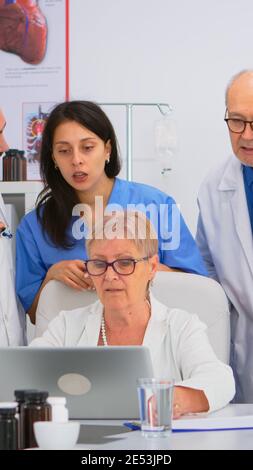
[224,110,253,134]
[84,257,149,276]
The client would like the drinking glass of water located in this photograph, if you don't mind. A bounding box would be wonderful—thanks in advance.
[137,378,174,438]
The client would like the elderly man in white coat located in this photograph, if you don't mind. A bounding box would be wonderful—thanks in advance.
[0,108,26,346]
[196,70,253,403]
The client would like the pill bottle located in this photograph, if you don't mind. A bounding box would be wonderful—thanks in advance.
[47,396,69,422]
[0,402,18,450]
[20,391,51,448]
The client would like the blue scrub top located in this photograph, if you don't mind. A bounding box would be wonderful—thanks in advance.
[16,177,207,311]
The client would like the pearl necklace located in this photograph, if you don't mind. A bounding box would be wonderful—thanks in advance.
[101,313,108,346]
[101,299,151,347]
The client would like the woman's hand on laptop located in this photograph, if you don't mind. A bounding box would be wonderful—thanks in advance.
[45,260,95,291]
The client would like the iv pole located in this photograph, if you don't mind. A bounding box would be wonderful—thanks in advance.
[99,103,172,181]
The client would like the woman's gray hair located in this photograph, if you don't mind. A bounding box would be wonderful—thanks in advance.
[86,210,158,257]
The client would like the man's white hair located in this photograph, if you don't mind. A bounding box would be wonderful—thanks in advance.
[225,69,253,106]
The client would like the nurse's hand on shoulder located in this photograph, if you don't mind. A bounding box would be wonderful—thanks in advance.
[45,259,95,291]
[157,262,182,273]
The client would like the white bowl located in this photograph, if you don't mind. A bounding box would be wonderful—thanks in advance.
[34,421,80,450]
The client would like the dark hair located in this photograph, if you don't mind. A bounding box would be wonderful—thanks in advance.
[36,100,121,247]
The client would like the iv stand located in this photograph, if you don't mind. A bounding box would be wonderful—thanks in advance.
[99,102,172,181]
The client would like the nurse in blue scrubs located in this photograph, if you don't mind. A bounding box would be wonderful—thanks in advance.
[16,101,207,323]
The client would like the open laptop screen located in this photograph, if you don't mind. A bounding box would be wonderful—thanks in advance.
[0,346,153,419]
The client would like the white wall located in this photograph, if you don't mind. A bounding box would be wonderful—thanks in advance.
[70,0,253,233]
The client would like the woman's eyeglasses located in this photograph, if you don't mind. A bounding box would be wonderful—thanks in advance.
[84,257,149,276]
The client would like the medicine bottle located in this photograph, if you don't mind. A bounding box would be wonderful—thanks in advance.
[19,150,27,180]
[0,402,18,450]
[3,149,17,181]
[20,391,52,449]
[14,389,38,449]
[47,396,69,422]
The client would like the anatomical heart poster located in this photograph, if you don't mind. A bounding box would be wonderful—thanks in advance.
[22,101,55,180]
[0,0,68,180]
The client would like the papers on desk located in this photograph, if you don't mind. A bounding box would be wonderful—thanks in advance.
[172,404,253,432]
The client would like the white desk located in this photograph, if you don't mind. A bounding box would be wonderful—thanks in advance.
[75,404,253,450]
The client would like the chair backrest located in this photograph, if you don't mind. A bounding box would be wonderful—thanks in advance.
[35,281,98,338]
[151,272,230,363]
[35,273,230,363]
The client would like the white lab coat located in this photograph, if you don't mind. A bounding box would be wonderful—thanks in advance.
[0,193,26,346]
[196,156,253,403]
[30,294,235,412]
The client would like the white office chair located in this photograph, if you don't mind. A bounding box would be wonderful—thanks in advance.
[151,272,230,363]
[35,272,230,363]
[35,282,97,339]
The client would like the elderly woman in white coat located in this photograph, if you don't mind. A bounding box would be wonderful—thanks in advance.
[30,211,235,417]
[0,108,25,346]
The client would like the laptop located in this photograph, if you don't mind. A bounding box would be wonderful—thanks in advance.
[0,347,153,419]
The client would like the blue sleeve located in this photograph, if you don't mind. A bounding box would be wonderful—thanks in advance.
[196,212,218,280]
[16,217,47,312]
[157,197,208,276]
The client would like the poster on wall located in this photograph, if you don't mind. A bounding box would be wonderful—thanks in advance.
[0,0,69,180]
[22,101,55,180]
